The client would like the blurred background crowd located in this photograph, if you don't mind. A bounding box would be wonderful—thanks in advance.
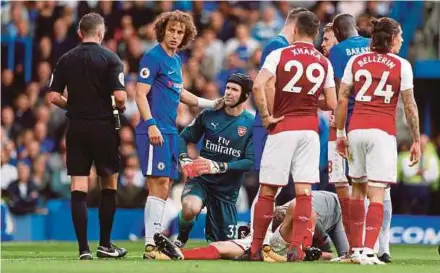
[1,1,440,219]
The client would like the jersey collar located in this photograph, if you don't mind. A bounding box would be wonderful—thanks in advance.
[292,41,315,47]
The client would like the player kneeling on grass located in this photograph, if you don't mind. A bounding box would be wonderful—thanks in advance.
[175,73,255,247]
[153,191,348,261]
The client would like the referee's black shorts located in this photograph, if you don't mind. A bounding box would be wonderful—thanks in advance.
[66,118,120,177]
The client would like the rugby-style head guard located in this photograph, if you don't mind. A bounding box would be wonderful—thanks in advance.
[227,73,253,107]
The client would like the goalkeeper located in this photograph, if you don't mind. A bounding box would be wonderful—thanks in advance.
[175,73,254,247]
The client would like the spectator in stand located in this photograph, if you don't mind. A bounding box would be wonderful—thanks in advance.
[34,122,56,153]
[201,28,225,78]
[2,106,21,140]
[126,37,143,73]
[31,154,50,197]
[14,93,35,129]
[25,82,41,108]
[1,147,18,192]
[399,135,440,214]
[6,161,40,215]
[225,24,259,63]
[252,6,282,44]
[35,61,52,94]
[1,70,20,107]
[139,22,158,53]
[33,36,53,73]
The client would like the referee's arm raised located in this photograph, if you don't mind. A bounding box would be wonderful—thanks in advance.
[48,56,68,109]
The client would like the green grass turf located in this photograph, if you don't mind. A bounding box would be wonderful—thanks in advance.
[2,241,439,273]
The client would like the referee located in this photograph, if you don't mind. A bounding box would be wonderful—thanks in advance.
[48,13,127,260]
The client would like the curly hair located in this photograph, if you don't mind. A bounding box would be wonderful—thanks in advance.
[153,10,197,49]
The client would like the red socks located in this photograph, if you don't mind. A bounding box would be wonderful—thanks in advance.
[289,194,312,255]
[349,199,365,249]
[339,197,351,244]
[303,218,313,249]
[250,195,274,255]
[365,202,384,249]
[181,245,220,260]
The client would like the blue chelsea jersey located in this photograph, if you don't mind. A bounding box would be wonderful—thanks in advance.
[254,35,289,127]
[136,44,183,134]
[329,36,370,119]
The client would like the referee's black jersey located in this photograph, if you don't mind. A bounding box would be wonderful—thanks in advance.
[49,42,125,120]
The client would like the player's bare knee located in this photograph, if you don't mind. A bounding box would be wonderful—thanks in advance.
[295,183,312,196]
[367,183,386,203]
[335,184,350,199]
[259,184,277,198]
[181,197,202,220]
[146,176,170,199]
[352,183,368,200]
[71,176,89,193]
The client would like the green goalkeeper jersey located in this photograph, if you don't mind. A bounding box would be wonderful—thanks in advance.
[179,109,254,201]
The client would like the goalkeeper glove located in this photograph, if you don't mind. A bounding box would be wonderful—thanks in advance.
[178,153,198,178]
[193,157,228,175]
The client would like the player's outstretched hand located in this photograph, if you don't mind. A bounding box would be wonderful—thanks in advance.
[213,96,225,110]
[148,125,164,146]
[336,137,349,158]
[409,141,421,167]
[193,157,227,175]
[262,115,284,129]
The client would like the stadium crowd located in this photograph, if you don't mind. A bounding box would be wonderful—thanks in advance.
[1,1,439,217]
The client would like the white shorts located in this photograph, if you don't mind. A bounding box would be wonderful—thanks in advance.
[231,231,276,253]
[260,131,320,186]
[348,129,397,184]
[328,141,348,185]
[231,234,252,252]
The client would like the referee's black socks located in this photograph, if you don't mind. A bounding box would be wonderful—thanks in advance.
[71,191,89,252]
[99,189,116,248]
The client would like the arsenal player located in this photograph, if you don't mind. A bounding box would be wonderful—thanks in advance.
[250,11,337,262]
[335,17,420,265]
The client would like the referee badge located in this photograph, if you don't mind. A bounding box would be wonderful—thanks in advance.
[140,68,150,79]
[118,72,125,86]
[157,162,166,171]
[237,126,247,137]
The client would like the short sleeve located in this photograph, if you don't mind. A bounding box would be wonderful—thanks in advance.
[261,48,283,75]
[329,46,344,79]
[324,58,336,89]
[137,52,159,85]
[341,56,355,86]
[400,59,413,91]
[49,56,67,93]
[109,54,125,91]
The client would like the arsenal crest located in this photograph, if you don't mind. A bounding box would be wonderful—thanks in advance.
[237,126,247,137]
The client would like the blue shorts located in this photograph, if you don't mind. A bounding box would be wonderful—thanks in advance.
[252,126,268,171]
[135,133,179,180]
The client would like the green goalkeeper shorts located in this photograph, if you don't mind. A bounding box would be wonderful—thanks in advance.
[181,178,238,242]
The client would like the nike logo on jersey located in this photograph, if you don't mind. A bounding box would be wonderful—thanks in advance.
[168,70,175,75]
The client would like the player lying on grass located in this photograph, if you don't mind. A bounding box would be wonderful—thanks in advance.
[154,191,349,262]
[175,73,255,246]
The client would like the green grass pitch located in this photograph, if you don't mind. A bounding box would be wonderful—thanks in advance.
[2,241,439,273]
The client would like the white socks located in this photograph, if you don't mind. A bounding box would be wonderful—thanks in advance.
[144,196,166,246]
[378,197,392,255]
